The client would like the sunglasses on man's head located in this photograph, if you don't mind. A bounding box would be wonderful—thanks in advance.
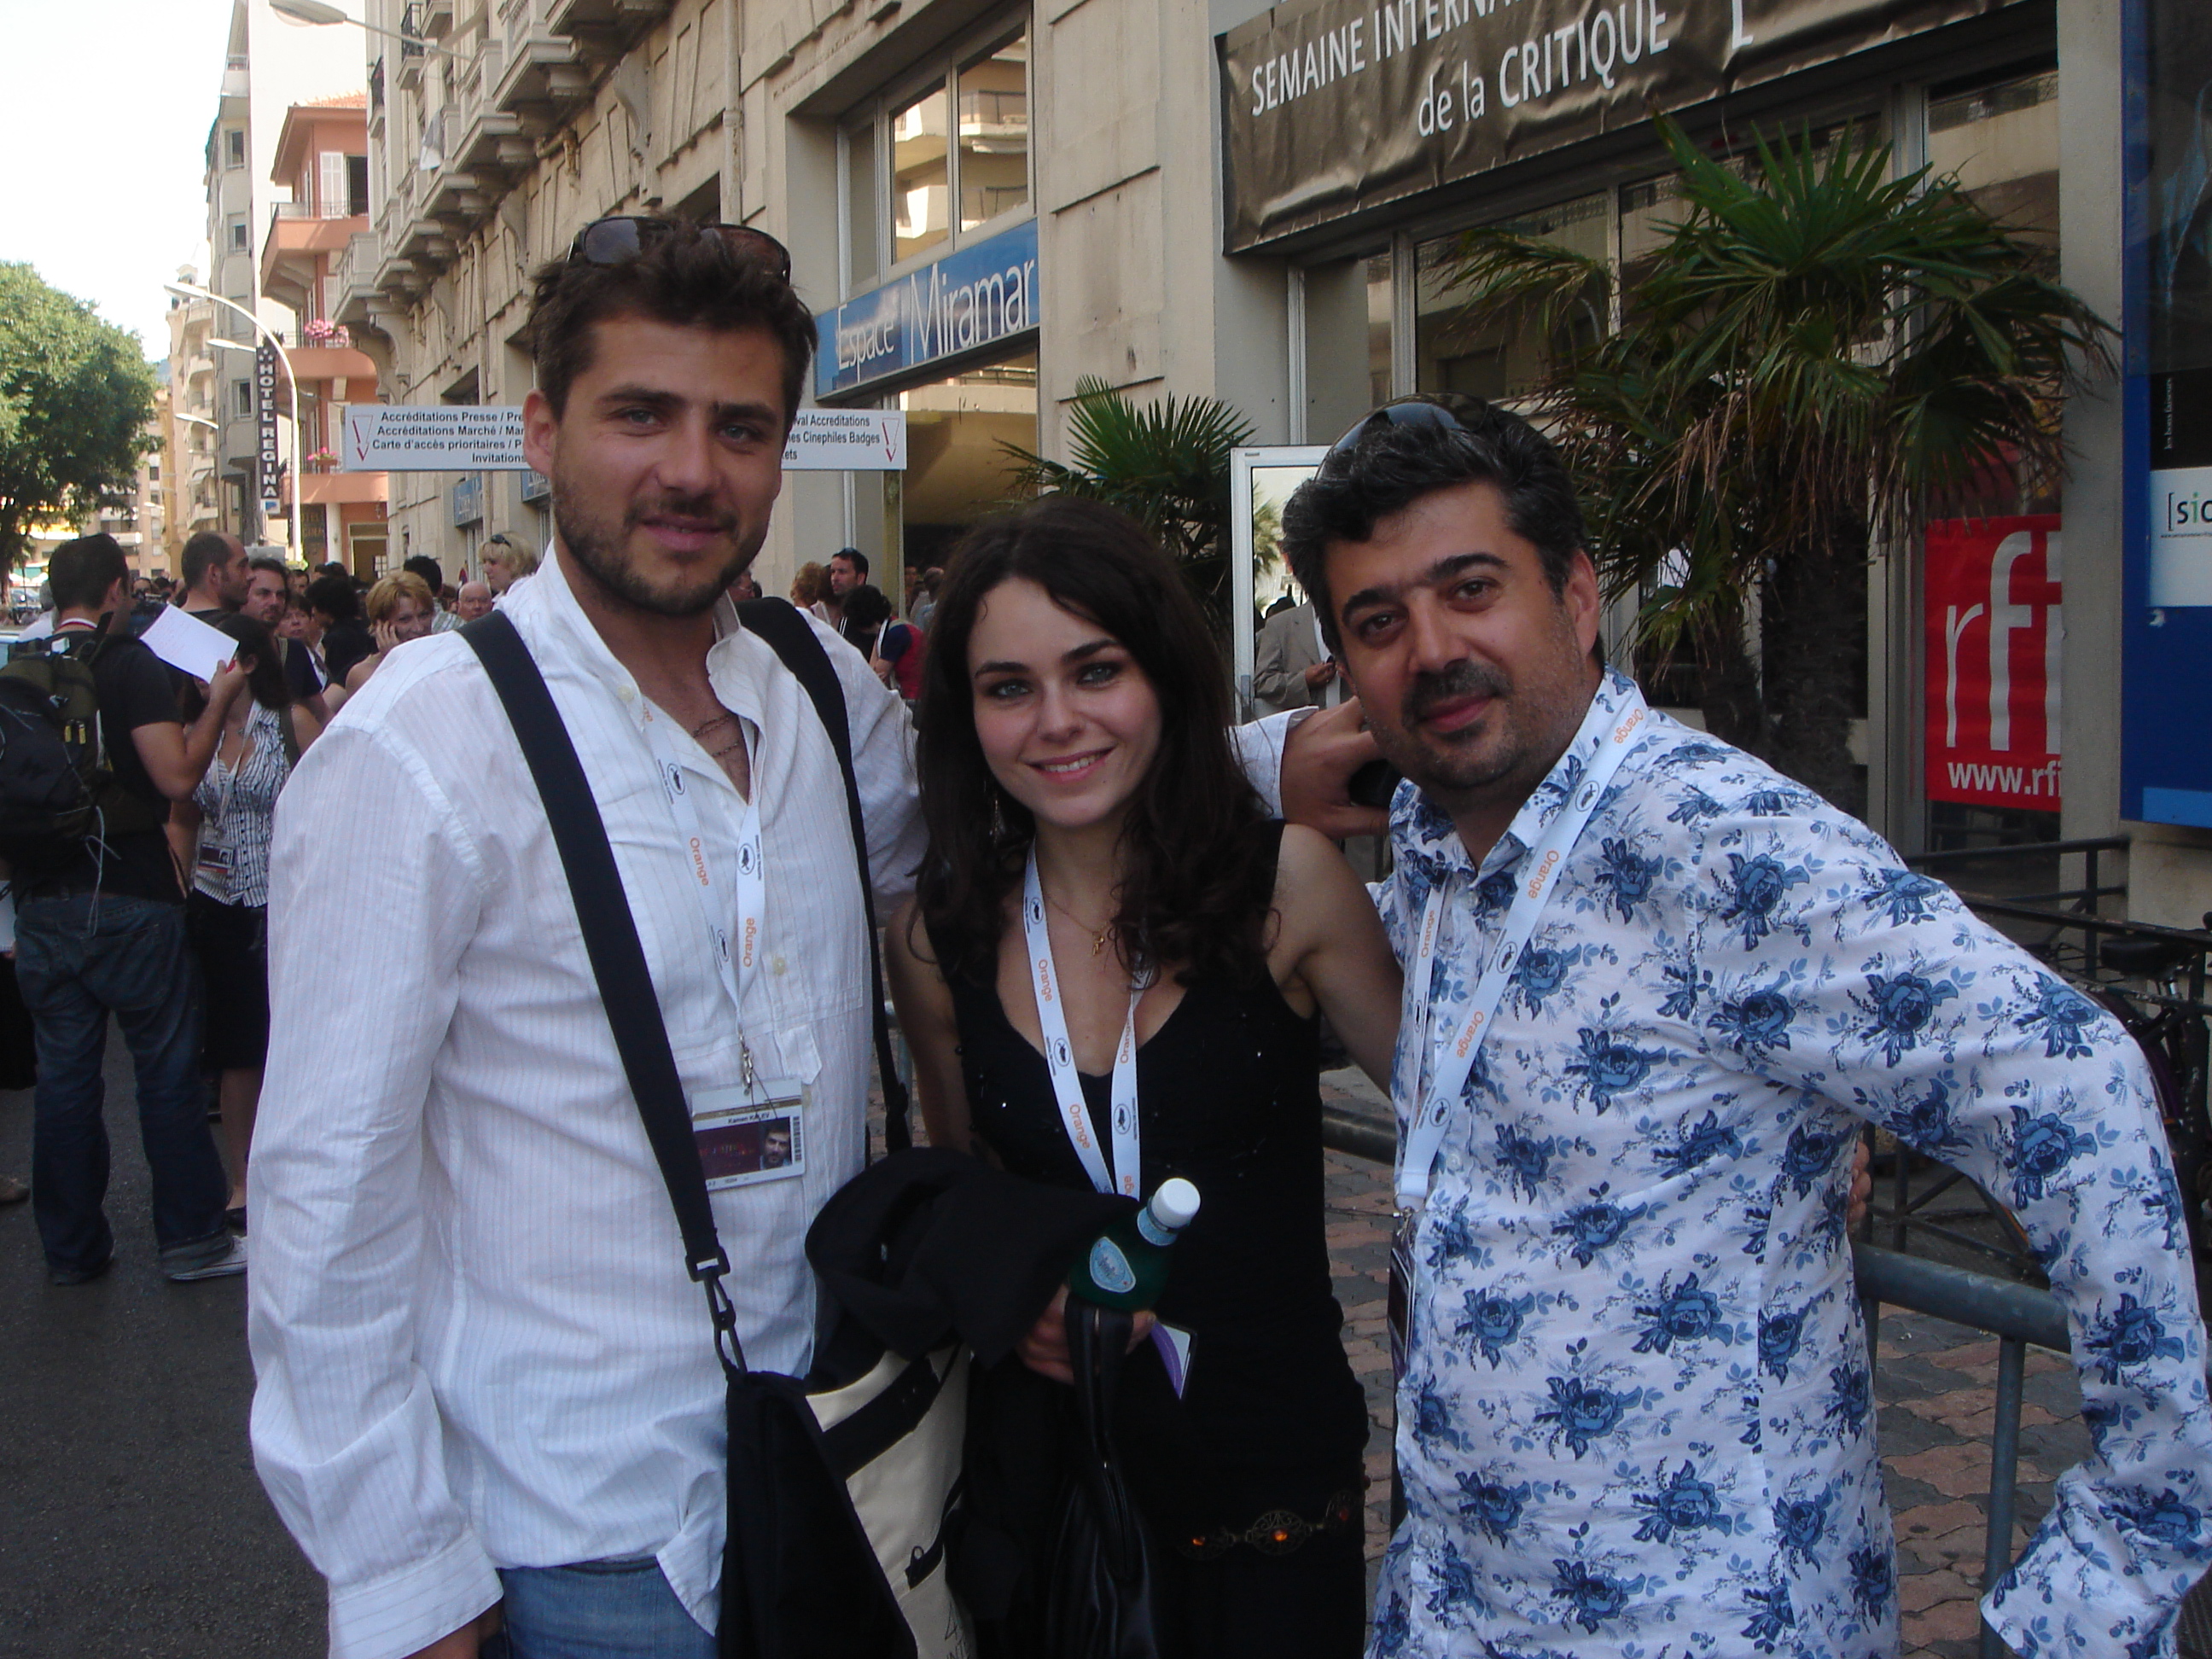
[1330,398,1482,454]
[567,216,793,285]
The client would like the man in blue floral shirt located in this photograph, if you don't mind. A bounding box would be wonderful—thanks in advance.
[1280,397,2212,1658]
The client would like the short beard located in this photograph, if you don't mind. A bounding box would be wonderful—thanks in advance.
[1391,659,1528,795]
[551,479,759,619]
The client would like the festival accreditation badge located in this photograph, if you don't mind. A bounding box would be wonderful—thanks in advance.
[690,1080,806,1192]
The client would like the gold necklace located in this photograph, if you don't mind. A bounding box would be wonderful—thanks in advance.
[1044,890,1115,958]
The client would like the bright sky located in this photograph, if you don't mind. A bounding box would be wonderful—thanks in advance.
[0,0,241,367]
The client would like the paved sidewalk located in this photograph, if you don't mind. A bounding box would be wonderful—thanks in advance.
[1315,1077,2111,1659]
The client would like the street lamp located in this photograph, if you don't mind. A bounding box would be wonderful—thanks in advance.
[268,0,450,55]
[169,282,304,556]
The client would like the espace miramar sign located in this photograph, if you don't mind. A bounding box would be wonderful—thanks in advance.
[817,218,1039,399]
[1218,0,2036,250]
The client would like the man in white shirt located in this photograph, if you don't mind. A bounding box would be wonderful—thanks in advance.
[247,219,925,1659]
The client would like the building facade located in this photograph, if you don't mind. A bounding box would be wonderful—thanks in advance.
[345,0,2212,921]
[166,280,224,557]
[263,96,392,572]
[200,0,372,548]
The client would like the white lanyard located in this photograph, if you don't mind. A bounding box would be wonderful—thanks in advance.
[1396,686,1654,1210]
[1022,851,1145,1198]
[637,700,765,1086]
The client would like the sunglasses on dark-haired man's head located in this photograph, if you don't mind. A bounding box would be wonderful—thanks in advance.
[1330,395,1497,454]
[567,216,793,285]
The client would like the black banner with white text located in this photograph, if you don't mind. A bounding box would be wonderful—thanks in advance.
[1219,0,2029,250]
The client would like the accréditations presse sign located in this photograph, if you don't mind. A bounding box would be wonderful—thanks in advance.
[1217,0,2033,250]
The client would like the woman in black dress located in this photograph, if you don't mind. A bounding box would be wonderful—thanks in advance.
[886,498,1402,1657]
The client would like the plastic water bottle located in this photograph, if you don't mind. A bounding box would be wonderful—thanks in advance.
[1067,1178,1202,1313]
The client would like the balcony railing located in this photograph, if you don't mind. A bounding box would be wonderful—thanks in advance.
[399,3,428,55]
[335,230,378,294]
[419,107,456,172]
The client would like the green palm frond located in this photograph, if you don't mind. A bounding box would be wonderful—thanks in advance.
[1001,375,1256,621]
[1423,112,2111,800]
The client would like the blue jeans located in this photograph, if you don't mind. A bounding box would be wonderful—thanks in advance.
[14,891,227,1275]
[486,1557,715,1659]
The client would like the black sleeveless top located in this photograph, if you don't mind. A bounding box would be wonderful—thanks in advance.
[936,824,1368,1510]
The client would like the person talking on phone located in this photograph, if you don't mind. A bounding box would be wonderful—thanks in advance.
[1284,395,2212,1659]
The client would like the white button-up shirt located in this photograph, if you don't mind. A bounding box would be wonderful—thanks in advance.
[247,549,924,1659]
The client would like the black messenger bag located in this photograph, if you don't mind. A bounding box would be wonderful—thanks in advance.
[465,605,966,1659]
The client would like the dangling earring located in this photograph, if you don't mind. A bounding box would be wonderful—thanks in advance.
[988,788,1006,843]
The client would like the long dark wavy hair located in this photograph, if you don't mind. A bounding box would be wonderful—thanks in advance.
[211,614,293,713]
[913,498,1273,987]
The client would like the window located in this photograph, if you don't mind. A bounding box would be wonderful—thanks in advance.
[320,152,348,217]
[347,155,370,217]
[1928,67,2058,250]
[1417,193,1609,403]
[892,84,951,263]
[235,380,253,418]
[841,19,1029,294]
[957,41,1028,232]
[1366,253,1394,406]
[226,128,246,169]
[229,216,250,252]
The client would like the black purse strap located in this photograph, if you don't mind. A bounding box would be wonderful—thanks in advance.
[735,597,912,1155]
[463,611,744,1371]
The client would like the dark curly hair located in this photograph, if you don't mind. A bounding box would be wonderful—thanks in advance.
[1283,393,1586,650]
[526,219,815,426]
[913,498,1274,988]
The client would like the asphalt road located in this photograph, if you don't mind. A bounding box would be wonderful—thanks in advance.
[0,1026,323,1658]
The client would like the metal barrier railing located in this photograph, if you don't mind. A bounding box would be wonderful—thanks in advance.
[1906,835,2129,924]
[1852,1245,2066,1659]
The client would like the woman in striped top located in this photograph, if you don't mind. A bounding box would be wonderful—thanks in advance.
[177,614,321,1229]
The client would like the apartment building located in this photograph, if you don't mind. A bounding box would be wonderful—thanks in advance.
[166,280,224,555]
[262,96,392,572]
[199,0,370,545]
[335,0,2211,921]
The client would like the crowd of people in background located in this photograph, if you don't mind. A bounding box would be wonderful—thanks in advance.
[0,523,939,1266]
[789,544,939,704]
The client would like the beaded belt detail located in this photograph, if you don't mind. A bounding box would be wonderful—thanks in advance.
[1173,1488,1361,1559]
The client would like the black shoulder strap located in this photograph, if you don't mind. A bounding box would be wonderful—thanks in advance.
[736,597,912,1154]
[461,613,739,1331]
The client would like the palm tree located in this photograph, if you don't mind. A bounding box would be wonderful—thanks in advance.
[1430,118,2111,812]
[1002,375,1254,626]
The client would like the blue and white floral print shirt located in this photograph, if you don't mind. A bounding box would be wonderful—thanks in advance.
[1371,668,2212,1659]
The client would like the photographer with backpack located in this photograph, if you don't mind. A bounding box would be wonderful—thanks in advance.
[3,533,251,1286]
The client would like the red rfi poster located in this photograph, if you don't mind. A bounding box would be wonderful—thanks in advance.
[1924,516,2063,810]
